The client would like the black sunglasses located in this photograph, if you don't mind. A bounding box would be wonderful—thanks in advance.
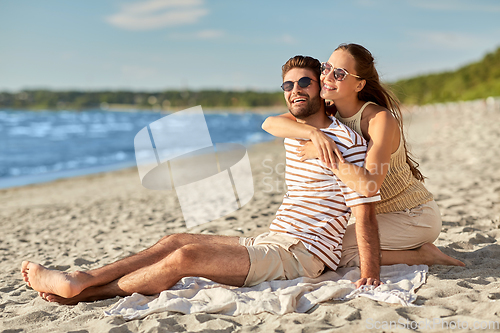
[281,77,317,92]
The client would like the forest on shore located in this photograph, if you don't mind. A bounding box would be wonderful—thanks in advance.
[391,46,500,105]
[0,90,285,111]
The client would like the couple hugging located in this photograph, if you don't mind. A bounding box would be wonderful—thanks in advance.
[21,43,464,305]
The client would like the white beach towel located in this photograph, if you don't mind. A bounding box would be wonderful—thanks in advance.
[105,264,427,320]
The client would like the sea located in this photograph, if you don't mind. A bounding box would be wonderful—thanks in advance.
[0,109,278,189]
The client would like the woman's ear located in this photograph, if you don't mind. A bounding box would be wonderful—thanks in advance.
[355,79,366,92]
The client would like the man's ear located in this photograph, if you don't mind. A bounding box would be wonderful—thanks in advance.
[355,79,366,93]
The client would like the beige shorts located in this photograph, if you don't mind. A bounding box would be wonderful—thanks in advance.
[339,200,442,267]
[239,232,325,287]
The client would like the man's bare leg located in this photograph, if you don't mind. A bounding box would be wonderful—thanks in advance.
[42,241,251,305]
[21,233,241,298]
[381,243,465,267]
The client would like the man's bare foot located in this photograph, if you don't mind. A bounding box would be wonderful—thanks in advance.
[40,285,117,305]
[39,292,82,305]
[21,261,92,298]
[417,243,465,267]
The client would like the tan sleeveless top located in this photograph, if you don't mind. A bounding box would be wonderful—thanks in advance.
[335,102,433,214]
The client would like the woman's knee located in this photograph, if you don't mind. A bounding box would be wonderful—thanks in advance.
[425,217,442,244]
[423,201,443,243]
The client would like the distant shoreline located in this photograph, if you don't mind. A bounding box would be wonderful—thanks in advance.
[102,104,289,114]
[0,105,288,114]
[0,89,287,112]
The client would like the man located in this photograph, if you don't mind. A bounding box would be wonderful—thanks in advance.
[21,55,383,305]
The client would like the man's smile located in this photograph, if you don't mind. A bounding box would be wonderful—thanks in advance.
[291,96,308,105]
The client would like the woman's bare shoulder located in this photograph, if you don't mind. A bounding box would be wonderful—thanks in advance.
[364,104,397,126]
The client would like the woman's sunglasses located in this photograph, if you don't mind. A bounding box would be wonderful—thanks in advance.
[321,62,362,81]
[281,77,317,92]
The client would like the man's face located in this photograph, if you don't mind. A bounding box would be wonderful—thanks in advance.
[283,67,322,119]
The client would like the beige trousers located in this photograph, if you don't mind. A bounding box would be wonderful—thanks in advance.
[338,200,442,268]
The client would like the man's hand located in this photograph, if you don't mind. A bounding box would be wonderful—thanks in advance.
[354,277,383,289]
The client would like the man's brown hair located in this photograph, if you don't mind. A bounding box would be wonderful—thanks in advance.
[281,55,321,81]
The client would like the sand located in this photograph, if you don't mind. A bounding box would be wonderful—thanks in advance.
[1,99,500,332]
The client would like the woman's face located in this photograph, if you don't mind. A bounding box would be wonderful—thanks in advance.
[320,49,362,102]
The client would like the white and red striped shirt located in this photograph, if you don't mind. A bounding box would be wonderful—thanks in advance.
[269,117,381,270]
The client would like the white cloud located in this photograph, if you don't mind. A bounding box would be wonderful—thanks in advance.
[408,0,500,12]
[354,0,378,7]
[195,29,224,39]
[279,34,297,45]
[406,30,493,50]
[120,0,203,14]
[60,51,77,61]
[121,65,156,79]
[168,29,225,40]
[106,0,208,31]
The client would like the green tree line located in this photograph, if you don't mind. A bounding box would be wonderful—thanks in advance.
[391,46,500,105]
[0,90,285,110]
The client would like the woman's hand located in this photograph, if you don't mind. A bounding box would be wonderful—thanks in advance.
[297,129,344,169]
[297,141,319,160]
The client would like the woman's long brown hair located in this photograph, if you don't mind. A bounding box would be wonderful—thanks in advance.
[336,43,425,181]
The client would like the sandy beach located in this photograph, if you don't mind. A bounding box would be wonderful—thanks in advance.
[1,100,500,332]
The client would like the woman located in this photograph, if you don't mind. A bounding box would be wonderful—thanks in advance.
[262,43,464,268]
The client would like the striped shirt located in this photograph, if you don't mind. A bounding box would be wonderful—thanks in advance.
[269,117,381,270]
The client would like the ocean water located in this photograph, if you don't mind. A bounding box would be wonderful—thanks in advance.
[0,109,277,189]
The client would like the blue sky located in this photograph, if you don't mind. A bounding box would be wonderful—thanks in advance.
[1,0,499,92]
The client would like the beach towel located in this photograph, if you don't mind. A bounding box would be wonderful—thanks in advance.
[105,264,427,320]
